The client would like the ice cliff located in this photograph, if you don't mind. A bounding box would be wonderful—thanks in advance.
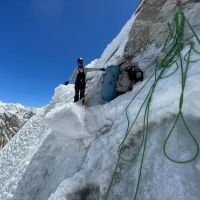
[1,0,200,200]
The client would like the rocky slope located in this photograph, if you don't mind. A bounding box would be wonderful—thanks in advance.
[125,0,200,58]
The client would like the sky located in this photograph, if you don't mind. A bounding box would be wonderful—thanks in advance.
[0,0,140,108]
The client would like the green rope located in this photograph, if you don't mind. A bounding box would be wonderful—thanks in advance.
[104,5,200,200]
[163,41,200,164]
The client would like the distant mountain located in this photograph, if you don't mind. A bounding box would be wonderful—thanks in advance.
[0,101,36,149]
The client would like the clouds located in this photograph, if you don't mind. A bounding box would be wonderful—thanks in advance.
[31,0,65,18]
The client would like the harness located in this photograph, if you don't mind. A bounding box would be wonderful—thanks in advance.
[75,68,86,85]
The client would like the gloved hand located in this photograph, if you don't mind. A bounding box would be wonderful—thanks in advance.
[139,77,143,81]
[100,68,105,71]
[64,81,69,85]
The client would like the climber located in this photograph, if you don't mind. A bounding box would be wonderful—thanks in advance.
[64,58,105,102]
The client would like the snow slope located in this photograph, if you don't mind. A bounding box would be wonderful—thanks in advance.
[47,38,200,200]
[1,1,200,200]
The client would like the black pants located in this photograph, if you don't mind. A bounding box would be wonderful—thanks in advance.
[74,83,85,102]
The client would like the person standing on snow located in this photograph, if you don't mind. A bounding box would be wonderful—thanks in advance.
[64,58,105,102]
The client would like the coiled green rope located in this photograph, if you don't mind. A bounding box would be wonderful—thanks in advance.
[104,5,200,200]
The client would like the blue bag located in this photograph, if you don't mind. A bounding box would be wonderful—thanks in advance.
[101,65,120,101]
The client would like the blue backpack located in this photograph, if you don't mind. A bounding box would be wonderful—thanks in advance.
[101,65,120,101]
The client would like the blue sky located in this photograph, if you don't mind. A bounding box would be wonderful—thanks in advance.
[0,0,140,107]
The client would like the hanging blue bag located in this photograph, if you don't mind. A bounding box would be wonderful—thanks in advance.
[101,65,120,101]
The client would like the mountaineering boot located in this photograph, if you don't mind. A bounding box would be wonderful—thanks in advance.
[81,94,88,105]
[82,98,85,105]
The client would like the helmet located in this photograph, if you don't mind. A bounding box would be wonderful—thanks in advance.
[77,58,83,66]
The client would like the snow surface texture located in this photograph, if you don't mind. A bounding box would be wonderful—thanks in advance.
[1,1,200,200]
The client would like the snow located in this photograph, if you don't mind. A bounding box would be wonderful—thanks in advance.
[45,103,90,139]
[0,101,27,112]
[1,3,200,200]
[0,114,50,200]
[95,13,137,67]
[0,101,37,117]
[45,39,200,200]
